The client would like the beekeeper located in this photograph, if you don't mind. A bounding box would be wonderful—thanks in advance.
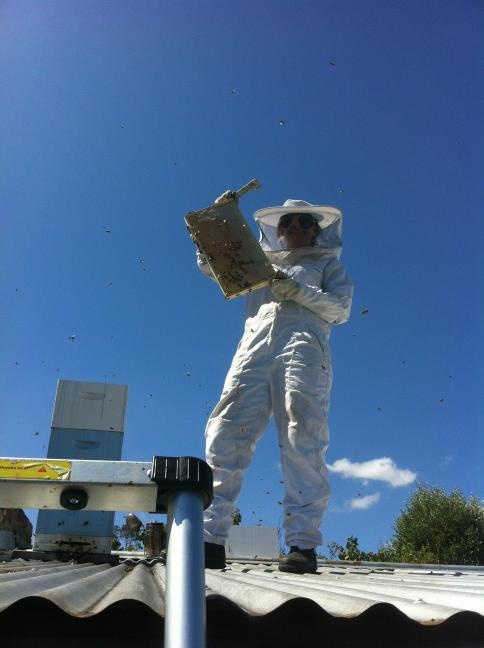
[197,196,353,573]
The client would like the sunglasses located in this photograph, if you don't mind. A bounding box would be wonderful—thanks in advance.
[278,213,317,230]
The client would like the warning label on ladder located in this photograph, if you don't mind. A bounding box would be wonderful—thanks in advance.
[0,459,71,480]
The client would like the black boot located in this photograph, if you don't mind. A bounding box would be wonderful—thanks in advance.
[204,542,226,569]
[278,546,317,574]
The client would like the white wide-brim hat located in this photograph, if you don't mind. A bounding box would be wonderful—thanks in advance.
[254,199,341,229]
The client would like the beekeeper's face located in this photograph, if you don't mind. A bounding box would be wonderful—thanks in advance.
[277,213,319,248]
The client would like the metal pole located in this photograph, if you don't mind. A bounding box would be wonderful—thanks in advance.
[165,490,206,648]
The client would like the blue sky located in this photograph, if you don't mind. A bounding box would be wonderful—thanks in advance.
[1,0,482,553]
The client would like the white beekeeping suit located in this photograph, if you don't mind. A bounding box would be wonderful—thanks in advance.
[198,199,353,569]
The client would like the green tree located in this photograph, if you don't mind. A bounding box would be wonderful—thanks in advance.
[112,514,145,550]
[232,507,242,525]
[390,484,484,565]
[328,536,367,561]
[327,536,395,562]
[327,485,483,565]
[112,530,122,551]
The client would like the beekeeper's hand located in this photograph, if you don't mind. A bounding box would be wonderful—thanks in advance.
[270,277,300,301]
[273,270,287,280]
[214,190,238,205]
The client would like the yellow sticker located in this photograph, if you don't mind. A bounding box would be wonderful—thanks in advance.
[0,459,71,480]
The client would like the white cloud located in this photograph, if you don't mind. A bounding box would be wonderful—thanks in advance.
[329,492,381,513]
[327,457,417,487]
[348,492,381,510]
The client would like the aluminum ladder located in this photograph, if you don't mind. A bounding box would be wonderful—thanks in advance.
[0,454,213,648]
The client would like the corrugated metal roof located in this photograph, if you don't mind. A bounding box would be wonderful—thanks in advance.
[207,561,484,625]
[1,554,483,626]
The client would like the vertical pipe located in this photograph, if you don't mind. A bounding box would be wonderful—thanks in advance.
[164,490,205,648]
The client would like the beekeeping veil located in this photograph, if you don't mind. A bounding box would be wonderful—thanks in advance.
[254,199,343,264]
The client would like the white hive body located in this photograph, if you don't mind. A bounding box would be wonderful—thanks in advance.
[35,380,128,554]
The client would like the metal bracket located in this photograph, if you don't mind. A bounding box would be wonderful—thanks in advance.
[150,456,213,513]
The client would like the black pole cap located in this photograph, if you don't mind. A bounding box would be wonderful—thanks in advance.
[150,456,213,513]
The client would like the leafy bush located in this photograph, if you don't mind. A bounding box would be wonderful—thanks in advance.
[390,485,484,565]
[328,485,484,565]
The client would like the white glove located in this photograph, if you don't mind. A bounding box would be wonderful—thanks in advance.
[270,277,301,301]
[214,190,237,205]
